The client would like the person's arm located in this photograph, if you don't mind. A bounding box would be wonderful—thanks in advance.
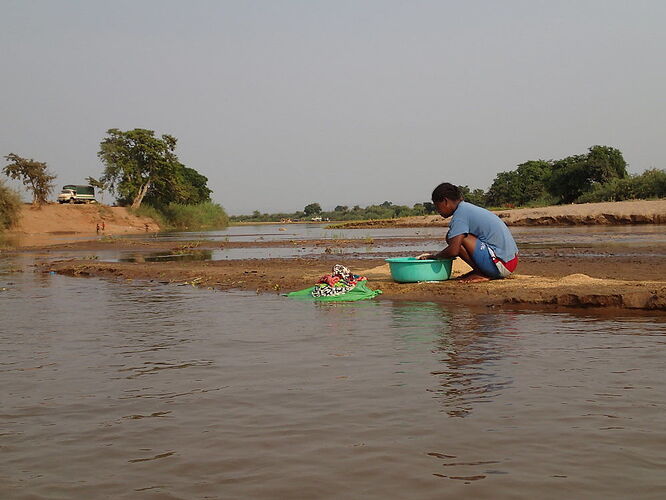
[417,234,464,260]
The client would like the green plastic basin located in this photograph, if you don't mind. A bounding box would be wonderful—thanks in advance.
[385,257,453,283]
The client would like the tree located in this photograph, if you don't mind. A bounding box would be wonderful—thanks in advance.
[85,176,108,203]
[514,161,552,204]
[486,160,552,207]
[585,145,628,183]
[99,128,188,208]
[334,205,348,212]
[143,164,212,208]
[303,203,322,216]
[548,146,627,203]
[2,153,56,206]
[459,185,488,207]
[485,171,521,207]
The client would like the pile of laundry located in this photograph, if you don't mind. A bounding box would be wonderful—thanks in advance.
[287,264,382,301]
[312,264,365,297]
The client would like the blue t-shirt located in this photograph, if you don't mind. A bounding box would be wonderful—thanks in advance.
[447,201,518,262]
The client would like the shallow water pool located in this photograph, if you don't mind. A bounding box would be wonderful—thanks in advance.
[1,260,665,499]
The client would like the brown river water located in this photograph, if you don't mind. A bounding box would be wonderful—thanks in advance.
[1,253,666,499]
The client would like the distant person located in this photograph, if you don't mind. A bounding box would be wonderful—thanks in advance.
[418,182,519,282]
[96,223,100,234]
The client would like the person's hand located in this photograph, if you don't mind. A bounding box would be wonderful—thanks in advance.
[417,253,434,260]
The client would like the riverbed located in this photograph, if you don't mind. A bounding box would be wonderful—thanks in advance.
[1,245,665,498]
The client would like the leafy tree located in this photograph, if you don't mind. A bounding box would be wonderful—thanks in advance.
[334,205,348,212]
[86,176,108,203]
[2,153,57,206]
[586,145,628,182]
[577,168,666,203]
[486,161,552,207]
[459,185,489,207]
[380,201,393,208]
[303,202,322,216]
[143,165,212,208]
[548,146,627,203]
[99,128,206,209]
[485,171,521,206]
[412,203,426,215]
[514,161,552,204]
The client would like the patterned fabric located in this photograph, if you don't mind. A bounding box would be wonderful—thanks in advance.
[311,264,367,297]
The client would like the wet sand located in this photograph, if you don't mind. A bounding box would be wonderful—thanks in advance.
[5,201,666,311]
[29,235,666,311]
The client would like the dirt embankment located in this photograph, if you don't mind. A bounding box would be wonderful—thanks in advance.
[5,203,160,246]
[336,199,666,228]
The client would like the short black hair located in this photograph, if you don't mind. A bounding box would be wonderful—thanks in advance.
[431,183,462,203]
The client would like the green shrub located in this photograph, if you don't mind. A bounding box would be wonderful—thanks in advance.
[130,202,229,231]
[129,204,167,227]
[161,202,229,230]
[633,168,666,199]
[577,169,666,203]
[0,180,22,231]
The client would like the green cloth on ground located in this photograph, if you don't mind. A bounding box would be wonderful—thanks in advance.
[287,281,382,301]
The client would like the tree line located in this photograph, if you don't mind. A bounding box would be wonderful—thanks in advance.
[485,145,665,206]
[233,145,666,223]
[0,128,228,232]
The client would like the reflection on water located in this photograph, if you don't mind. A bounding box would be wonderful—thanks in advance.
[107,223,666,261]
[1,260,665,499]
[133,223,666,246]
[123,223,445,244]
[118,249,214,263]
[114,243,428,262]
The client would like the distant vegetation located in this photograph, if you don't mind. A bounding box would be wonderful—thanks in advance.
[2,153,56,206]
[233,145,665,223]
[576,169,666,203]
[0,179,22,233]
[230,200,438,223]
[0,129,229,232]
[131,201,229,231]
[3,141,663,230]
[485,146,665,206]
[98,128,228,229]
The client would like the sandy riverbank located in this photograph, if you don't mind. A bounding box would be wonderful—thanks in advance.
[32,237,666,311]
[3,203,160,247]
[336,199,666,228]
[5,200,666,311]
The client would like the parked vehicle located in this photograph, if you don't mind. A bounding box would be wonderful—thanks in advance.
[57,185,96,204]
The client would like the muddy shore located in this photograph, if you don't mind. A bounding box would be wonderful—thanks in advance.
[5,201,666,312]
[20,234,665,312]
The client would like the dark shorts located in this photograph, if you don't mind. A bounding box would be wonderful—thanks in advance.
[472,239,518,279]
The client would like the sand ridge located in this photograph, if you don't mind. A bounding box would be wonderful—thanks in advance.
[336,199,666,228]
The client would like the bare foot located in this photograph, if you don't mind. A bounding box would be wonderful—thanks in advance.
[456,272,491,283]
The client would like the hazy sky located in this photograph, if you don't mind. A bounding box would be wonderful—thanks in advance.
[2,0,665,214]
